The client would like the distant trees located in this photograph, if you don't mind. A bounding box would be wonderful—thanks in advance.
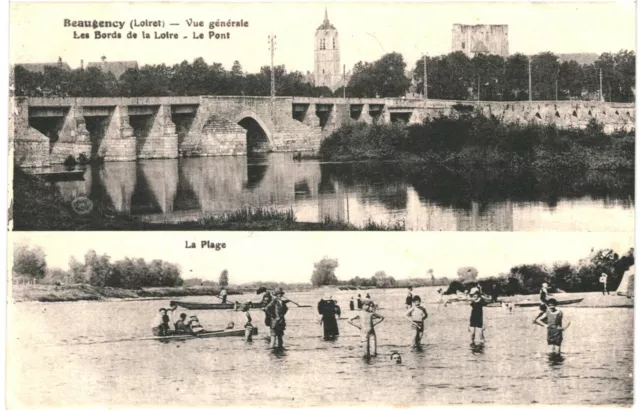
[13,247,184,288]
[310,257,339,287]
[348,52,411,98]
[413,50,635,102]
[219,270,229,287]
[445,247,635,296]
[13,243,47,280]
[14,59,329,98]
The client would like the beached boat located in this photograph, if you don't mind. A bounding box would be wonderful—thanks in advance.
[171,301,264,310]
[514,298,584,307]
[141,328,258,342]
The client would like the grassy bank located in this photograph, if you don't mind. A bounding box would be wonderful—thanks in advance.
[318,114,635,172]
[10,284,246,303]
[12,168,404,231]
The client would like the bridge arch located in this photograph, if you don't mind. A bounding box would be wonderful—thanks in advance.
[234,110,273,155]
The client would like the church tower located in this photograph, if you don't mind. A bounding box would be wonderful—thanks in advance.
[314,9,341,90]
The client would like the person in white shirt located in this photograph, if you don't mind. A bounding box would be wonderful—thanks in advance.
[599,273,610,295]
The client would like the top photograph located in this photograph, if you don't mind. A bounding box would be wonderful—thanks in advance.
[9,2,635,231]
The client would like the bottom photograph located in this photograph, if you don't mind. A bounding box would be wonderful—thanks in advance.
[6,232,634,407]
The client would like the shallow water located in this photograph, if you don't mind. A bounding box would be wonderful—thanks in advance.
[7,288,633,406]
[43,153,634,231]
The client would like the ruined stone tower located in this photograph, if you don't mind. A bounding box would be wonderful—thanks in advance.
[314,9,341,90]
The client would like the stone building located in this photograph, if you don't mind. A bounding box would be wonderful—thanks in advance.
[16,57,71,73]
[452,24,509,58]
[314,9,342,91]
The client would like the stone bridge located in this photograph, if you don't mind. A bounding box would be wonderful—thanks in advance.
[11,95,635,167]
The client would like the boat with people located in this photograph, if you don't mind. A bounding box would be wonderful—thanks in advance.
[170,301,264,310]
[33,169,86,181]
[142,328,258,342]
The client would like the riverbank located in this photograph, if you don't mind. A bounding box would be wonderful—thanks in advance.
[12,168,404,231]
[10,284,249,303]
[318,114,635,172]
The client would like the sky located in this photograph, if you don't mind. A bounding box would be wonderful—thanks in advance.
[10,1,636,74]
[9,232,635,283]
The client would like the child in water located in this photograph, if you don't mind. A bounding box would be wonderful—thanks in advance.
[349,300,385,358]
[242,304,254,342]
[404,295,428,347]
[535,298,571,354]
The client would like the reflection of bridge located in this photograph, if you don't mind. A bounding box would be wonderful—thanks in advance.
[12,95,635,167]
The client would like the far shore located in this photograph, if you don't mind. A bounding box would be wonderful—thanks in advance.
[10,284,634,308]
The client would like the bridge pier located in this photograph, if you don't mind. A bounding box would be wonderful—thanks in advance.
[133,104,178,159]
[12,98,50,167]
[50,105,91,164]
[97,105,136,162]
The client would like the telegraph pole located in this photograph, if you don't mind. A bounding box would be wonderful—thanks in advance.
[477,75,480,101]
[343,64,346,100]
[555,79,558,101]
[599,68,603,102]
[528,57,532,102]
[268,34,276,122]
[423,54,428,101]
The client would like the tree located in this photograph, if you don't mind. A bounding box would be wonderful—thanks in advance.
[348,52,410,98]
[457,266,478,281]
[558,61,583,99]
[13,243,46,280]
[231,60,243,76]
[219,270,229,287]
[504,53,529,100]
[531,52,560,100]
[310,257,339,287]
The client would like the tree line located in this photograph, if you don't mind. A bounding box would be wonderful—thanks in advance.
[445,247,635,296]
[13,244,183,288]
[13,50,634,102]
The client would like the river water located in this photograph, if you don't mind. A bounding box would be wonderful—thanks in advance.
[7,288,633,407]
[46,153,634,231]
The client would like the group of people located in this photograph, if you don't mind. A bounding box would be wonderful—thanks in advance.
[151,304,205,337]
[152,282,572,357]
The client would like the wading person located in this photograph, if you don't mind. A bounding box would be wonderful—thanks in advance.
[469,287,489,346]
[318,295,341,340]
[349,297,355,311]
[405,287,413,309]
[535,298,571,354]
[533,282,552,324]
[404,295,428,348]
[242,304,254,342]
[357,294,363,310]
[600,273,610,295]
[349,300,384,358]
[265,288,288,349]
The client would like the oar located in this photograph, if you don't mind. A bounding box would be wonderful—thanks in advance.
[283,299,311,308]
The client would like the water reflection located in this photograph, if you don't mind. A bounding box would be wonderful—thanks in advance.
[51,153,634,231]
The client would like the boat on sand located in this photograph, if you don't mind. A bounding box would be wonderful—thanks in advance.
[171,301,263,310]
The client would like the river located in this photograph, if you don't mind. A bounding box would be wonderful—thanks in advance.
[7,288,633,406]
[46,153,634,230]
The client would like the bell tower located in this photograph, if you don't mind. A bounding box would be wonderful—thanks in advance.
[314,8,340,90]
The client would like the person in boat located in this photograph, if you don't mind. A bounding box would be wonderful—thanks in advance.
[534,298,571,354]
[151,305,178,336]
[174,313,193,334]
[469,287,490,346]
[533,282,552,323]
[405,295,428,348]
[349,297,355,311]
[318,294,341,340]
[405,287,413,309]
[242,303,254,342]
[265,288,289,349]
[349,300,384,358]
[365,293,371,300]
[357,294,363,310]
[219,287,228,304]
[189,315,205,334]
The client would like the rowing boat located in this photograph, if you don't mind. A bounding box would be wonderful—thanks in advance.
[514,298,584,307]
[171,301,264,310]
[142,327,258,341]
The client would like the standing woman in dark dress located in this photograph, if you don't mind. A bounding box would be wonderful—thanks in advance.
[318,295,341,339]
